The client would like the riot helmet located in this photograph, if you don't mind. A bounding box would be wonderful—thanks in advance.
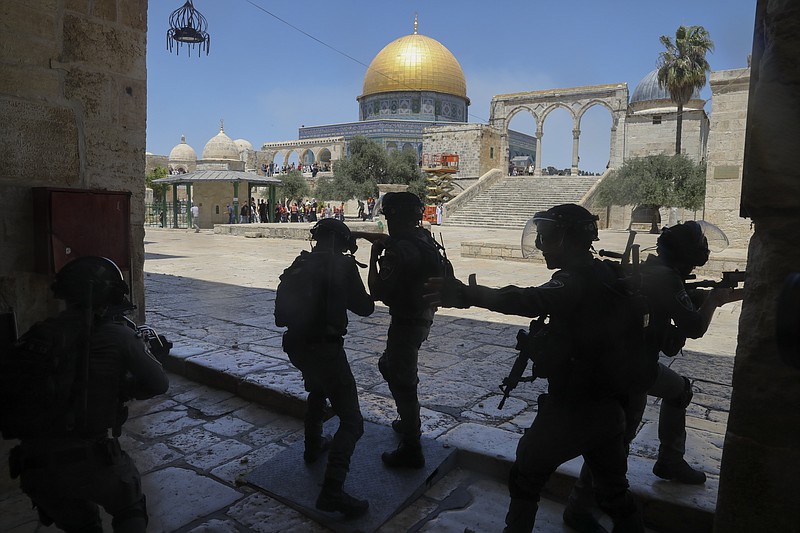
[52,256,128,308]
[377,192,424,222]
[531,204,599,252]
[657,221,711,269]
[310,218,356,253]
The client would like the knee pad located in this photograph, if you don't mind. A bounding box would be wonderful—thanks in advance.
[666,377,693,409]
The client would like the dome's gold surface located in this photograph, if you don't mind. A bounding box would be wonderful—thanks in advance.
[361,32,467,99]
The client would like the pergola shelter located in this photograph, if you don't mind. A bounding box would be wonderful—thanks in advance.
[153,170,282,227]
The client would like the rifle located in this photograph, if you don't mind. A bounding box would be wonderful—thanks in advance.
[684,270,746,290]
[351,230,387,244]
[105,300,172,359]
[598,230,639,266]
[497,315,546,409]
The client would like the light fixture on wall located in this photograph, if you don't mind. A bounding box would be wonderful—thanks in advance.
[167,0,210,56]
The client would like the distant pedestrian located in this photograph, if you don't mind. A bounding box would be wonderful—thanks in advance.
[227,204,234,224]
[191,204,199,232]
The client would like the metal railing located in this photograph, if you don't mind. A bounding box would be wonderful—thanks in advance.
[145,202,188,228]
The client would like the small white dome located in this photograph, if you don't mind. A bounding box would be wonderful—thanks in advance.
[202,123,239,160]
[169,135,197,161]
[234,139,253,153]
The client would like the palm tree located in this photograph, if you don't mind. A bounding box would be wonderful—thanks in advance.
[657,25,714,156]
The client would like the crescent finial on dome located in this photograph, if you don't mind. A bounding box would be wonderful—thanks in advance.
[413,13,418,34]
[219,118,224,132]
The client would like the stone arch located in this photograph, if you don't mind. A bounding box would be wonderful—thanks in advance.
[489,83,629,176]
[262,137,345,174]
[317,148,332,168]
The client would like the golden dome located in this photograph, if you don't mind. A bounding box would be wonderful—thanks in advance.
[360,23,467,101]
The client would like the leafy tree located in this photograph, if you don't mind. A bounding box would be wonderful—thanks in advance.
[320,136,424,201]
[277,169,311,201]
[145,166,168,199]
[657,25,714,155]
[595,154,706,211]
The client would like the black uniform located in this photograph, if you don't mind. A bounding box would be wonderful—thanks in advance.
[450,252,642,533]
[370,227,440,446]
[281,250,374,486]
[15,309,169,533]
[567,253,714,519]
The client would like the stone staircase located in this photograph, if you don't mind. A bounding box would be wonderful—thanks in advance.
[445,174,603,229]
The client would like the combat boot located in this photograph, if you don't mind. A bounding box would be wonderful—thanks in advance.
[303,435,331,464]
[391,418,403,433]
[652,459,706,484]
[563,506,609,533]
[315,479,369,518]
[381,441,425,469]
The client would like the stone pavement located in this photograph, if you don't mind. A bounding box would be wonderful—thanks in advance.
[1,224,742,532]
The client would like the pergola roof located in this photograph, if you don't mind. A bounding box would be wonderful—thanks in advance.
[153,170,283,186]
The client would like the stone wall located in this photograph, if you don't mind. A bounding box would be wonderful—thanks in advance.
[192,182,239,228]
[714,2,800,531]
[704,68,752,249]
[624,109,708,163]
[0,1,148,329]
[422,123,501,178]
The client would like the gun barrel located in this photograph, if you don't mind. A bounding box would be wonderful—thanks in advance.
[351,231,386,243]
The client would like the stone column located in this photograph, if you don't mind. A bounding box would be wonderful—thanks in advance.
[571,128,580,175]
[714,2,800,531]
[534,126,544,176]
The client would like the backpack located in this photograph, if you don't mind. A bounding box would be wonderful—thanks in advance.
[379,229,453,311]
[591,258,654,397]
[274,251,329,332]
[0,317,88,439]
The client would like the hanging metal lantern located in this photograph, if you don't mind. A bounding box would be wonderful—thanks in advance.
[166,0,210,57]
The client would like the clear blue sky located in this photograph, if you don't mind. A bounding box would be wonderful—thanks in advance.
[147,0,756,173]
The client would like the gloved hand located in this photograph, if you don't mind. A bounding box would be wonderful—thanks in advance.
[424,275,473,308]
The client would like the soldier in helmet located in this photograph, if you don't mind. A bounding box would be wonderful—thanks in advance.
[276,218,374,518]
[427,204,645,533]
[563,221,744,533]
[368,191,447,469]
[9,256,169,533]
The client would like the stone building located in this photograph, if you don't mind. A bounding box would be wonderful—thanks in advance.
[625,69,709,162]
[703,68,752,249]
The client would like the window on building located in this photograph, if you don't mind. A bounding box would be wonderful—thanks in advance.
[653,115,662,125]
[490,147,494,159]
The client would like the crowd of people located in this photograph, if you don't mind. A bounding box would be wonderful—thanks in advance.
[226,196,380,224]
[4,196,742,533]
[261,161,331,178]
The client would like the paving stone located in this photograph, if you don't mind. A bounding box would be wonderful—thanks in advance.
[143,467,242,533]
[166,426,224,454]
[127,397,179,418]
[244,418,302,447]
[204,414,255,437]
[210,443,286,485]
[226,492,329,533]
[174,383,234,405]
[125,408,204,439]
[195,396,251,418]
[186,518,241,533]
[119,437,182,474]
[185,439,253,470]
